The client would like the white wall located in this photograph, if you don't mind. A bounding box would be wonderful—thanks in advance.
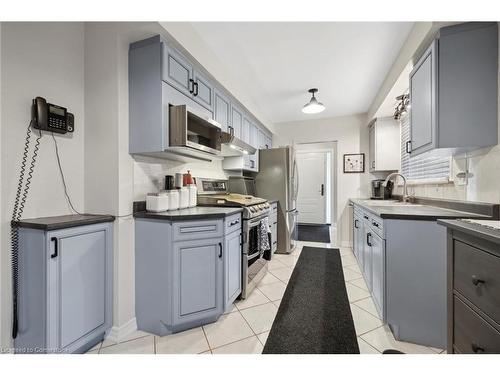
[273,114,369,246]
[0,22,85,349]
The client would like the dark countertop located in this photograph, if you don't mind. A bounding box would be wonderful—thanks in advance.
[351,199,492,221]
[134,206,243,221]
[268,200,278,205]
[15,214,115,231]
[438,219,500,244]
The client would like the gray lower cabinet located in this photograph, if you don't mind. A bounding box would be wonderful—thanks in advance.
[270,203,278,253]
[370,231,384,318]
[441,222,500,353]
[214,89,231,133]
[172,238,223,325]
[353,202,448,348]
[135,215,242,336]
[362,219,373,291]
[224,229,242,311]
[409,22,498,156]
[15,223,113,354]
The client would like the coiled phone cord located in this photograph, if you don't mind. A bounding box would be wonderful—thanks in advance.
[10,121,41,339]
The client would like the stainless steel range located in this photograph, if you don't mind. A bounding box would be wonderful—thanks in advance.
[196,178,270,299]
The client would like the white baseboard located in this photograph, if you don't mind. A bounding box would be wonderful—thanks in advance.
[105,317,137,343]
[341,241,352,248]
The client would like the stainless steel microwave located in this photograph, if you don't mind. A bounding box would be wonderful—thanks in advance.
[169,105,222,155]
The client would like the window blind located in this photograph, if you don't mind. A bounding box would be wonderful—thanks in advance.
[400,113,451,182]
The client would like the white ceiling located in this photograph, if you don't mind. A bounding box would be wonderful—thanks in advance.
[189,22,414,124]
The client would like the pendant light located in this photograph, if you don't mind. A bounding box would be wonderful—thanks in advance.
[302,88,325,114]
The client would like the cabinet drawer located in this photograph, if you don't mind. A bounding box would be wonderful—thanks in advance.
[225,214,242,235]
[453,296,500,354]
[454,240,500,324]
[173,219,223,242]
[370,216,384,239]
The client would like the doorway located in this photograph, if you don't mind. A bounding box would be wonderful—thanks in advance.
[296,146,334,226]
[296,151,328,224]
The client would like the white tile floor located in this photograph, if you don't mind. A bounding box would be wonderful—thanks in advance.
[87,230,447,354]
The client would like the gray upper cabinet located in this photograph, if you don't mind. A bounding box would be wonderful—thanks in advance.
[368,117,400,172]
[163,45,194,98]
[130,35,272,161]
[241,116,251,143]
[172,238,223,326]
[231,105,243,139]
[192,70,214,111]
[15,222,113,354]
[409,22,498,157]
[214,89,231,133]
[409,41,436,155]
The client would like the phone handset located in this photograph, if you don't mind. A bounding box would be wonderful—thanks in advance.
[32,96,74,134]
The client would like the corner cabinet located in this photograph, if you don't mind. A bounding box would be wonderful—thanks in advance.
[135,214,242,336]
[368,117,400,172]
[15,221,114,354]
[408,22,498,157]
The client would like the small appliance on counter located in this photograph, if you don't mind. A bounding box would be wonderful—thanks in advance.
[371,179,393,200]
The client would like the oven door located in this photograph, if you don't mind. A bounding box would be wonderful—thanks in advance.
[245,213,268,260]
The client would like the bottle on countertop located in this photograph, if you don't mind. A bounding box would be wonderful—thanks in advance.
[183,170,194,186]
[168,189,179,210]
[188,184,197,207]
[179,187,189,209]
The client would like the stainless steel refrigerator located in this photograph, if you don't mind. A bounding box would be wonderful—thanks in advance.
[255,146,299,254]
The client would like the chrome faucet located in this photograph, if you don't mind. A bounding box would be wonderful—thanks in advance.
[383,173,410,202]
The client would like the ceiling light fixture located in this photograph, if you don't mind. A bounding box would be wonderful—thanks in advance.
[302,88,325,114]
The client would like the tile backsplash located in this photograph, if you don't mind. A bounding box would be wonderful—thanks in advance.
[133,155,230,200]
[393,145,500,204]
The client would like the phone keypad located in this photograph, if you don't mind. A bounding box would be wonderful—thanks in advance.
[49,117,66,130]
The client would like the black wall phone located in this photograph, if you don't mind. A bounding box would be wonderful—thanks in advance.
[32,96,74,134]
[11,97,75,339]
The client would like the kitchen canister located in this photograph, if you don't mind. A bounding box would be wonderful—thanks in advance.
[175,173,183,189]
[146,192,169,212]
[179,187,189,209]
[188,184,197,207]
[167,189,180,210]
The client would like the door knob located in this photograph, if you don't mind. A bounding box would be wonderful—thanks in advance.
[471,275,485,286]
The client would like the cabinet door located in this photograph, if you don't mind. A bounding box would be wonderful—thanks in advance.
[371,232,384,319]
[409,40,437,155]
[48,228,107,350]
[192,70,214,111]
[241,116,251,143]
[163,45,194,97]
[353,214,360,260]
[214,90,231,133]
[231,106,243,139]
[173,238,223,324]
[362,221,373,291]
[224,230,242,310]
[369,123,376,171]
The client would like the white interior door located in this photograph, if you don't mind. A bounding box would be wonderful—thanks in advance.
[296,152,327,224]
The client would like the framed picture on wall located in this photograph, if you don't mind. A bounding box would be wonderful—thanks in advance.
[343,153,365,173]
